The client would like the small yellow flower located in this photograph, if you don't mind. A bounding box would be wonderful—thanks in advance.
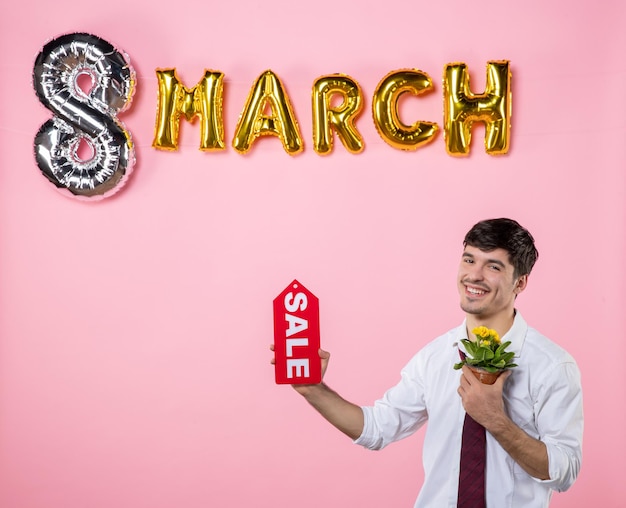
[480,340,491,347]
[472,326,490,339]
[472,326,500,344]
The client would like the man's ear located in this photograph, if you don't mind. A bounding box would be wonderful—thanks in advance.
[514,274,528,294]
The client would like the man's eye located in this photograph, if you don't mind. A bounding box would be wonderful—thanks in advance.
[489,265,501,271]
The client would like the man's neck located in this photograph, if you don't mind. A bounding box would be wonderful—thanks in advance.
[465,310,516,340]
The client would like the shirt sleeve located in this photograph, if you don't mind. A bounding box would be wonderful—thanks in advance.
[533,360,583,491]
[354,355,429,450]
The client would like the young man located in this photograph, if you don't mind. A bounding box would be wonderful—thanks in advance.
[274,218,583,507]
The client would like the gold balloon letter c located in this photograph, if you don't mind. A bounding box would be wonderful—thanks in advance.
[372,69,439,151]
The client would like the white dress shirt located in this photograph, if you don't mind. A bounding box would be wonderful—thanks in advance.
[354,312,583,508]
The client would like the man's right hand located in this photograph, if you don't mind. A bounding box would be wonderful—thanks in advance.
[269,345,330,393]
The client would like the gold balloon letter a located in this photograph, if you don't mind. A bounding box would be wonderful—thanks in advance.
[152,69,225,151]
[233,70,303,155]
[443,61,511,156]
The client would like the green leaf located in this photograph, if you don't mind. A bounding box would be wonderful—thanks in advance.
[472,348,487,362]
[497,341,512,353]
[463,340,478,356]
[483,349,495,361]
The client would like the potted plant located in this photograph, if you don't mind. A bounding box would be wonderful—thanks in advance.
[453,326,517,384]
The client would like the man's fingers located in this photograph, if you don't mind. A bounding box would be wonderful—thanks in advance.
[495,369,512,387]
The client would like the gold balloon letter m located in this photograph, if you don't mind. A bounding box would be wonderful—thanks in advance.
[152,69,225,151]
[444,61,511,156]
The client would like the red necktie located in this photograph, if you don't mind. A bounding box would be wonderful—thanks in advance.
[458,350,486,508]
[458,413,486,507]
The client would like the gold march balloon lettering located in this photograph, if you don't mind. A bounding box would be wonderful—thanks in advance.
[152,63,512,157]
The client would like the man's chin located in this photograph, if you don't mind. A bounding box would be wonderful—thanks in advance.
[460,302,485,315]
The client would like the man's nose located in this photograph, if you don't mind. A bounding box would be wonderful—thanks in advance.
[465,264,484,280]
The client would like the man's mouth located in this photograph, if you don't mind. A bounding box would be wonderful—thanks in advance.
[465,285,488,296]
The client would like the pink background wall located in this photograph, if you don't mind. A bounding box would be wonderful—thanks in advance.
[1,1,624,506]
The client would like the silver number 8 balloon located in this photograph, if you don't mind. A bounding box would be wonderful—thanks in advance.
[33,33,136,200]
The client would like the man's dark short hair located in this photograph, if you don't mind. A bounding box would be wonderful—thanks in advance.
[464,218,539,278]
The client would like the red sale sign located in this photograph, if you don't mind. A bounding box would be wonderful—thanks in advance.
[273,280,321,385]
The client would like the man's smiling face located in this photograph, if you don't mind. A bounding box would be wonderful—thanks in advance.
[457,245,527,324]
